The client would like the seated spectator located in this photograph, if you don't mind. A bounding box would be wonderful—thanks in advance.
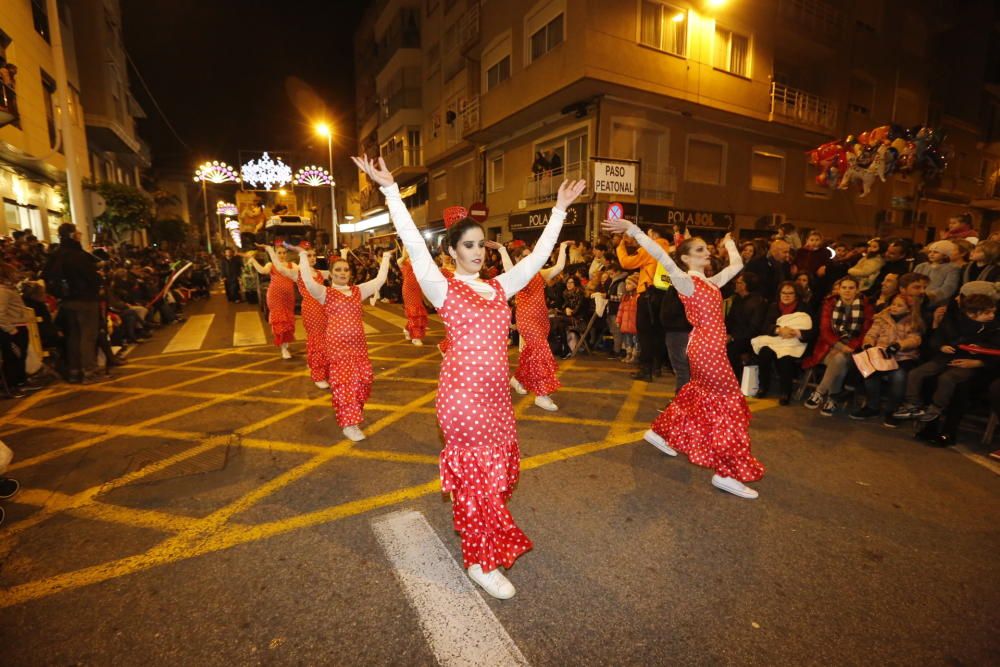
[914,240,962,307]
[794,272,821,312]
[869,238,915,296]
[751,281,814,405]
[802,276,874,415]
[894,293,998,423]
[821,241,853,293]
[725,272,768,380]
[739,241,759,265]
[950,239,973,276]
[941,213,978,243]
[850,295,924,426]
[872,273,899,313]
[848,237,887,293]
[0,262,35,397]
[745,239,791,302]
[961,239,998,285]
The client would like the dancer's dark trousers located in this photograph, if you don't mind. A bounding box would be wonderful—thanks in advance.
[637,289,666,374]
[60,300,100,378]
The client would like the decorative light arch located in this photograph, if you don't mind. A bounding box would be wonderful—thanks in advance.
[294,165,333,187]
[194,161,239,184]
[240,152,293,190]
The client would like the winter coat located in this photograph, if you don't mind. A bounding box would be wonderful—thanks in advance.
[802,295,874,368]
[914,261,961,307]
[848,255,886,292]
[863,310,923,361]
[617,293,638,335]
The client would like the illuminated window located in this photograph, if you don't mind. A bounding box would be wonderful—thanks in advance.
[714,27,750,77]
[640,2,687,57]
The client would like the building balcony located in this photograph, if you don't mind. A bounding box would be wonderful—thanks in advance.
[769,82,837,133]
[381,88,422,122]
[970,173,1000,210]
[383,145,426,183]
[640,166,677,201]
[459,96,479,137]
[522,162,587,205]
[0,83,18,128]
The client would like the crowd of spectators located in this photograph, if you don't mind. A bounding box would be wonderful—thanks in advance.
[482,215,999,451]
[0,224,213,395]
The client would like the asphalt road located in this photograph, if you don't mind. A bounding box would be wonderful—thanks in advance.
[1,294,997,666]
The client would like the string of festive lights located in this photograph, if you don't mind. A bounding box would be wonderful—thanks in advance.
[193,161,239,184]
[240,152,293,190]
[294,165,333,187]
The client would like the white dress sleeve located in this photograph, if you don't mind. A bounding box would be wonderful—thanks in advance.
[496,207,566,297]
[358,253,392,301]
[708,238,743,289]
[626,226,694,296]
[381,184,448,308]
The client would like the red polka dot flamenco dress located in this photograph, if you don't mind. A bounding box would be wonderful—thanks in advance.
[267,266,296,347]
[297,269,329,384]
[400,259,428,341]
[322,285,373,428]
[514,273,560,397]
[437,276,532,572]
[650,275,764,482]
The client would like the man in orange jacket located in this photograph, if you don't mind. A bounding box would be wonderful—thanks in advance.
[616,227,673,381]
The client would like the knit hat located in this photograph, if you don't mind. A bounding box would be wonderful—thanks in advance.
[926,240,957,256]
[959,280,999,301]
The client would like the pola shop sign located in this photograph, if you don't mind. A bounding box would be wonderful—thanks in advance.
[509,203,586,231]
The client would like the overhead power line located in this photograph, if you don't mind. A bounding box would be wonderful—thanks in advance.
[124,49,194,154]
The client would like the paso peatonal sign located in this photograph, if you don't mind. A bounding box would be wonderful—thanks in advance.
[592,159,637,196]
[509,202,586,231]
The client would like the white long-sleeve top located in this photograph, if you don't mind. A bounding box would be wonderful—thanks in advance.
[381,183,566,308]
[299,252,390,304]
[625,226,743,296]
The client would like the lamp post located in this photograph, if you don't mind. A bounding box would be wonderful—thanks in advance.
[315,123,338,251]
[194,161,239,253]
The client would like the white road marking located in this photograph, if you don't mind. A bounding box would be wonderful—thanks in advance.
[372,510,530,667]
[953,444,1000,476]
[233,312,267,347]
[163,315,214,353]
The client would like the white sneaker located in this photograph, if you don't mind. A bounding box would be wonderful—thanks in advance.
[412,338,423,346]
[510,377,527,395]
[534,395,558,411]
[643,429,677,456]
[342,425,366,442]
[467,564,516,600]
[314,380,330,389]
[711,474,759,499]
[280,344,292,359]
[402,327,411,340]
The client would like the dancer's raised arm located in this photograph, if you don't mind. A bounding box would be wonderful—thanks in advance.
[540,240,572,281]
[497,179,586,298]
[291,245,326,303]
[485,241,513,272]
[352,155,448,307]
[358,250,393,301]
[708,234,742,288]
[602,219,693,296]
[246,250,271,275]
[263,245,298,281]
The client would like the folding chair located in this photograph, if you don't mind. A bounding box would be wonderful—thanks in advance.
[570,293,608,356]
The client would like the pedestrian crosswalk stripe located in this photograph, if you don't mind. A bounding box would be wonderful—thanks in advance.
[366,304,414,330]
[233,312,267,346]
[163,315,215,353]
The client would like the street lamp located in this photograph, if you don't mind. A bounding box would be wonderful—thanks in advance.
[314,122,339,250]
[194,161,239,253]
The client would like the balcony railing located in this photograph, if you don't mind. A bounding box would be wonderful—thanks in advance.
[778,0,842,40]
[383,145,424,173]
[769,82,837,131]
[523,162,587,205]
[0,83,18,128]
[381,88,422,121]
[640,166,677,201]
[459,96,479,137]
[456,4,480,51]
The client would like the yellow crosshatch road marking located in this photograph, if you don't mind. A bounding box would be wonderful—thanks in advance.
[0,340,780,610]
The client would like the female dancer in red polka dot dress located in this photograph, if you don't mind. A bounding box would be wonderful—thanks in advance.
[492,239,571,411]
[354,154,586,600]
[399,249,428,346]
[603,218,765,499]
[247,245,297,359]
[296,246,392,442]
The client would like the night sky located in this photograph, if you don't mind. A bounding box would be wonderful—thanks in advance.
[122,0,370,177]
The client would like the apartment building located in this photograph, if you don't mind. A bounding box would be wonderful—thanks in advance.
[67,0,150,189]
[0,0,90,241]
[357,0,998,245]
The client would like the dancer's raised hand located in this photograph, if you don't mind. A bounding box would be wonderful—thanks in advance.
[555,179,587,211]
[484,240,503,250]
[351,154,394,188]
[601,218,636,236]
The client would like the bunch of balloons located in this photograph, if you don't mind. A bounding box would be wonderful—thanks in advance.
[807,125,948,197]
